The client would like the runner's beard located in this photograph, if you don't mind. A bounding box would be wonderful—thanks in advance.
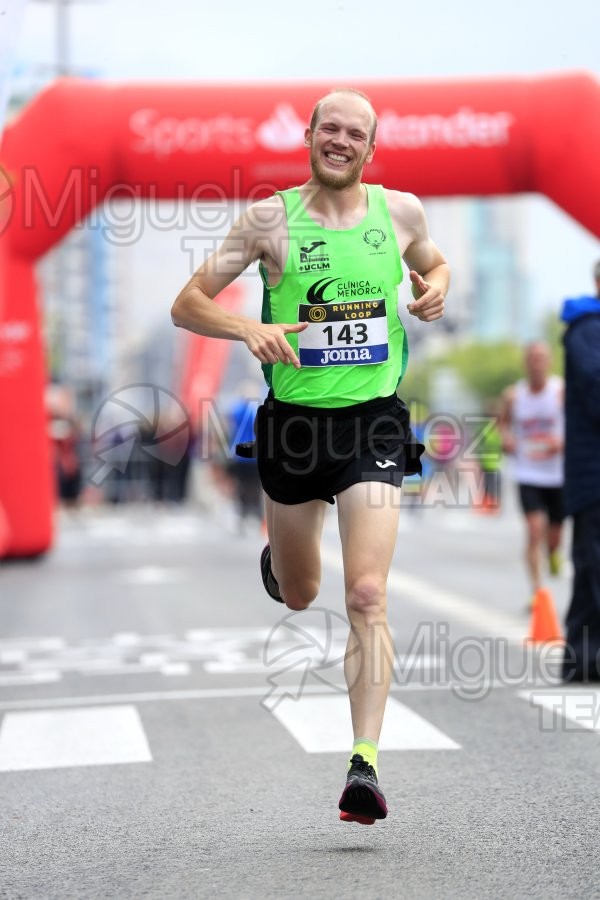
[309,146,368,189]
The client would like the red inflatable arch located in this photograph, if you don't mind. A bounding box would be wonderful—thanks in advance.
[1,72,599,556]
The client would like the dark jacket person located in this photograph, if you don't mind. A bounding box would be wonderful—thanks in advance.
[561,269,600,681]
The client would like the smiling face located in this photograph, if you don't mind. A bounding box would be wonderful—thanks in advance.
[306,93,376,190]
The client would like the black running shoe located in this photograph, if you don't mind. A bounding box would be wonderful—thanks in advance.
[260,544,283,603]
[338,754,388,825]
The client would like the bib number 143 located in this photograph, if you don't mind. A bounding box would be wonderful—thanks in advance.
[322,322,368,345]
[297,299,389,367]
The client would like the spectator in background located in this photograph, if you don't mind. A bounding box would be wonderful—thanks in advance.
[148,411,194,504]
[402,401,431,513]
[474,399,503,514]
[561,261,600,682]
[47,385,83,509]
[499,342,565,608]
[227,382,264,531]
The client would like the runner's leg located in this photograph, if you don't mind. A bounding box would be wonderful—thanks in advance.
[264,493,327,611]
[525,511,546,593]
[548,522,563,555]
[336,481,401,742]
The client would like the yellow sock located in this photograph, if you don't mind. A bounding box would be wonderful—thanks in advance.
[349,738,378,776]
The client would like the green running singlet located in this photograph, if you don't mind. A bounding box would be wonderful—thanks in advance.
[259,184,408,408]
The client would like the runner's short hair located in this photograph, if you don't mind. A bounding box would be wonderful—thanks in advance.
[309,89,377,144]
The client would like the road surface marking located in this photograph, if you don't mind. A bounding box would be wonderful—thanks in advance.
[272,694,460,752]
[204,653,442,675]
[0,672,60,686]
[0,680,517,713]
[0,705,152,772]
[0,638,65,651]
[114,567,191,584]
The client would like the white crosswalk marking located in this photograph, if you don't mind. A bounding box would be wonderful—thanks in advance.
[115,567,191,584]
[56,512,214,546]
[0,626,442,689]
[272,694,460,752]
[0,672,60,687]
[0,705,152,772]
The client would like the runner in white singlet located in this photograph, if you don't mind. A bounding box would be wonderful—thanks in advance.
[500,342,565,605]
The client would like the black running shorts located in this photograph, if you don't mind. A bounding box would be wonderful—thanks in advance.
[254,393,425,506]
[518,483,565,524]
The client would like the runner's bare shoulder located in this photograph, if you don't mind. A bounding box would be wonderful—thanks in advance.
[244,194,288,270]
[244,194,287,239]
[382,189,426,232]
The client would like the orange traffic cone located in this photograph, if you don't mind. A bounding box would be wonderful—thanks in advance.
[527,587,564,644]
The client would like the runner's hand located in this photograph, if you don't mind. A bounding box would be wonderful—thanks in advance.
[243,322,307,369]
[407,270,445,322]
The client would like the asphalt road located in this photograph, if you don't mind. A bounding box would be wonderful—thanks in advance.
[0,486,599,900]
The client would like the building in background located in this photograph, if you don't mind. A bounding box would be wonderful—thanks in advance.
[423,196,534,345]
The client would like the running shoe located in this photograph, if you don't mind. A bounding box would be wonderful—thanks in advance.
[260,544,283,603]
[549,549,562,577]
[338,754,388,825]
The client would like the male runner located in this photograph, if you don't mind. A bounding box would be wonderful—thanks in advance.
[171,89,449,824]
[500,342,565,605]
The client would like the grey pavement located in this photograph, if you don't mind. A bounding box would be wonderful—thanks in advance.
[0,488,599,900]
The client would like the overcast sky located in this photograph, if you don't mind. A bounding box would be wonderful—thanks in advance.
[13,0,600,83]
[8,0,600,331]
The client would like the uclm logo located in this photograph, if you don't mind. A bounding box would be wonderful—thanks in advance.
[129,104,514,158]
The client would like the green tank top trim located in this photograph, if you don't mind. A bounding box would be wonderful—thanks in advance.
[259,184,407,407]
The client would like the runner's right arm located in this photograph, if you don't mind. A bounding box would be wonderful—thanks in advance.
[171,205,305,368]
[499,386,516,454]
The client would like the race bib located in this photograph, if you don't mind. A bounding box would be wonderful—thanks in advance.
[297,299,388,367]
[524,435,552,459]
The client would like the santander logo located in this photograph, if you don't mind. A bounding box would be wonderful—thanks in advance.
[129,103,514,158]
[255,104,306,152]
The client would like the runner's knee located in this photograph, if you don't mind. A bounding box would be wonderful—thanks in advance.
[346,576,386,620]
[527,522,545,544]
[280,579,319,611]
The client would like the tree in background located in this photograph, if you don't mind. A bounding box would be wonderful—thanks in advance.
[401,329,564,410]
